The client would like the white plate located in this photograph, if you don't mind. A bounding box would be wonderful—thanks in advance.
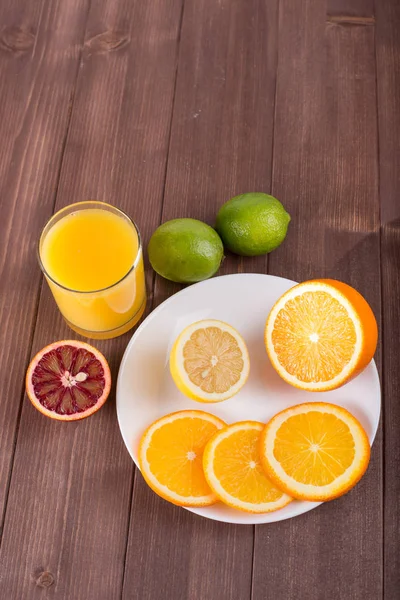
[116,273,381,524]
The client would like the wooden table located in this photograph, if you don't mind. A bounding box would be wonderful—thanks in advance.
[0,0,399,598]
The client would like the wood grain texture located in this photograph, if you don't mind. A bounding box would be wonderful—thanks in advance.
[150,0,280,308]
[124,479,253,600]
[327,0,374,18]
[0,0,90,529]
[0,0,395,597]
[252,2,382,599]
[375,0,400,597]
[122,0,279,597]
[0,0,183,598]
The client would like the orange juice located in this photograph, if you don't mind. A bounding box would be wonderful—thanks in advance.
[39,202,146,339]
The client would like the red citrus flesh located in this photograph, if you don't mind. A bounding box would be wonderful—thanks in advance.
[26,341,111,420]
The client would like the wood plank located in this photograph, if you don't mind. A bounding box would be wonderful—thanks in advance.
[0,0,184,598]
[152,0,280,307]
[0,0,90,527]
[327,0,374,18]
[375,0,400,596]
[122,0,279,597]
[252,2,382,599]
[125,482,254,600]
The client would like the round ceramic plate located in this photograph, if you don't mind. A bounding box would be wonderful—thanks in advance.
[116,273,381,524]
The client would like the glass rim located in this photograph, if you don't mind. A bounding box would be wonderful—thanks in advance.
[37,201,143,294]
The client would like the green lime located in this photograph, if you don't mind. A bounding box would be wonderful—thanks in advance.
[215,192,291,256]
[148,218,224,283]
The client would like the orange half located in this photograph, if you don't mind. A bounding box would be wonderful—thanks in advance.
[26,340,111,420]
[265,279,377,391]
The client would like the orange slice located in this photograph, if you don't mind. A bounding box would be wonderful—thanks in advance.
[265,279,378,391]
[138,410,225,506]
[260,402,371,501]
[170,319,250,402]
[203,421,292,513]
[26,340,111,420]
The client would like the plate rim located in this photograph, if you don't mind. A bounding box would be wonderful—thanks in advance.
[116,273,381,525]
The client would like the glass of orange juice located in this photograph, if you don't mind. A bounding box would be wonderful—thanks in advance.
[38,201,146,339]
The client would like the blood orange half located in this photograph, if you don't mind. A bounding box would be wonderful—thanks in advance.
[26,340,111,421]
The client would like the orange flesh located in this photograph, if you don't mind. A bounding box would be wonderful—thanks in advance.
[146,417,219,497]
[273,412,356,485]
[183,327,244,393]
[272,291,357,382]
[214,429,283,503]
[30,345,106,415]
